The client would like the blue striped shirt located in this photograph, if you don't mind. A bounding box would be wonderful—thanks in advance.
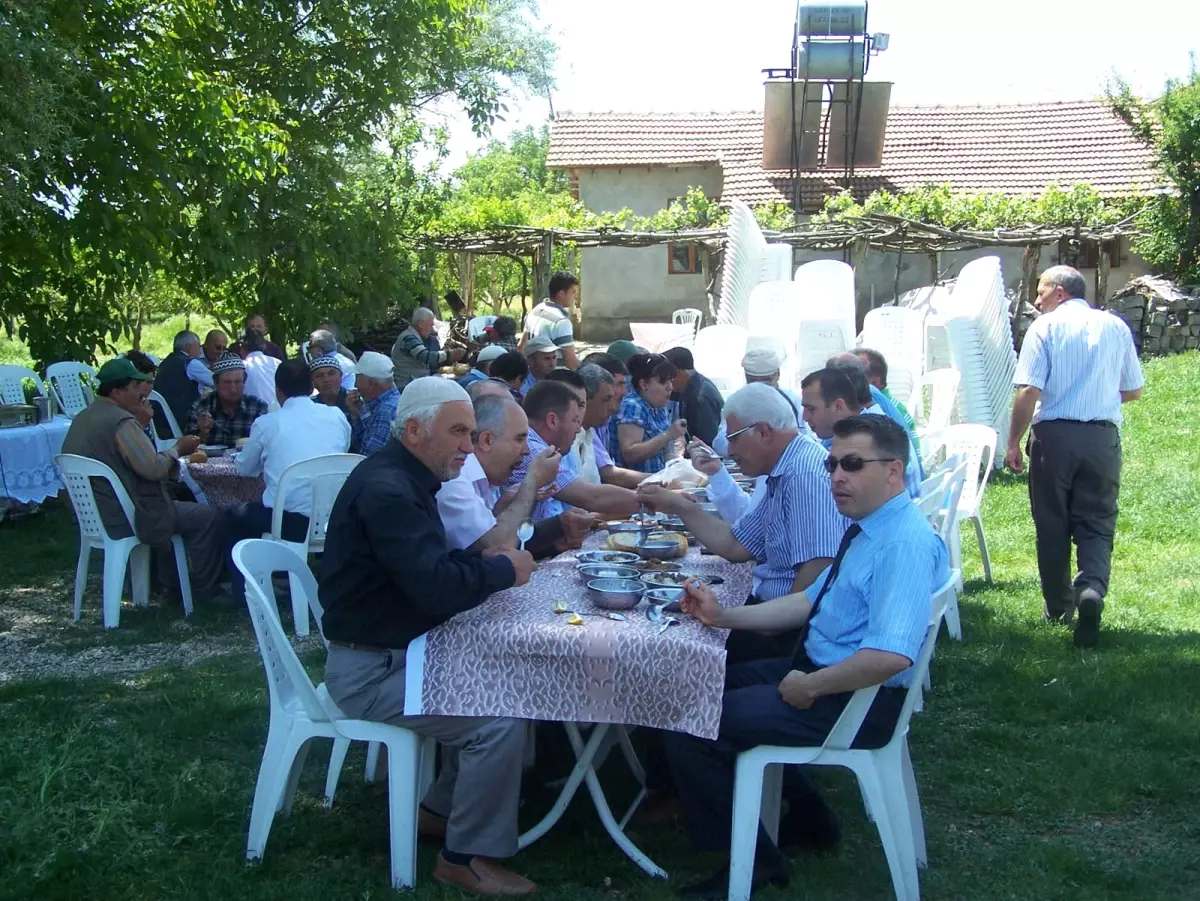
[505,427,577,522]
[731,433,849,600]
[1014,298,1144,426]
[805,491,950,687]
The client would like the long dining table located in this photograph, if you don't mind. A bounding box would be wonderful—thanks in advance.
[402,532,752,877]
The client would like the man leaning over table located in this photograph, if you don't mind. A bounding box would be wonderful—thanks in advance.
[222,359,350,598]
[506,379,641,523]
[663,414,949,899]
[437,392,592,557]
[320,377,538,897]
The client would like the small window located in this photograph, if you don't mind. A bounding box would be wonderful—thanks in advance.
[1058,237,1122,269]
[668,242,700,275]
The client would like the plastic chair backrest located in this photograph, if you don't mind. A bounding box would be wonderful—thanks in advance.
[148,390,183,439]
[860,306,925,412]
[821,571,956,751]
[938,461,970,546]
[794,260,855,346]
[55,453,137,542]
[234,539,336,718]
[759,244,793,282]
[922,424,996,517]
[693,325,749,394]
[45,362,98,417]
[917,368,961,431]
[0,365,47,405]
[672,307,703,332]
[271,453,365,548]
[794,317,849,382]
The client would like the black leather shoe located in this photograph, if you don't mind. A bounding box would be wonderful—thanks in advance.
[777,792,841,851]
[1074,588,1103,648]
[678,858,789,900]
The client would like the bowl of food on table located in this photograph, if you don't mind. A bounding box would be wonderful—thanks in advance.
[577,563,640,583]
[605,520,657,537]
[682,486,709,501]
[656,515,686,531]
[198,445,226,458]
[631,559,683,575]
[576,550,640,566]
[586,578,645,610]
[643,586,687,608]
[640,570,709,591]
[632,531,688,560]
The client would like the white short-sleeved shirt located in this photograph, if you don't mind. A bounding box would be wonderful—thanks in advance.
[436,453,501,550]
[523,300,575,352]
[1014,298,1144,426]
[243,351,282,410]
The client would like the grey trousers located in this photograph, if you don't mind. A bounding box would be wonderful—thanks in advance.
[324,644,526,859]
[169,501,224,598]
[1028,419,1122,618]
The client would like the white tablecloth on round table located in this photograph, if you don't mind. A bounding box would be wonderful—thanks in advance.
[628,322,696,353]
[0,418,72,503]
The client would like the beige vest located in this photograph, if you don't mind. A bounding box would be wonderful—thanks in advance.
[61,398,176,545]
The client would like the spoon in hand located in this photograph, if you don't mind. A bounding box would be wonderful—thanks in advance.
[517,520,534,551]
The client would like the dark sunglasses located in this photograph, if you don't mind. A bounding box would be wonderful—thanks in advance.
[823,453,897,474]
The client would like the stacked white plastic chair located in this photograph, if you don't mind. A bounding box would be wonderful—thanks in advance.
[859,306,926,415]
[263,453,365,636]
[922,425,998,586]
[913,369,961,435]
[692,324,748,397]
[45,361,97,418]
[795,260,856,347]
[0,365,47,405]
[727,574,959,901]
[746,282,803,389]
[234,539,435,889]
[56,454,194,628]
[715,201,794,331]
[936,257,1017,460]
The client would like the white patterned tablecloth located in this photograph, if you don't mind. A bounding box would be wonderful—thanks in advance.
[0,418,71,503]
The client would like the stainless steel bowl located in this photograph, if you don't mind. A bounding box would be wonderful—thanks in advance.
[635,540,685,560]
[657,515,686,531]
[575,550,640,566]
[198,444,227,457]
[586,578,645,610]
[577,563,640,582]
[640,571,709,590]
[682,487,709,501]
[643,586,684,605]
[695,502,720,516]
[606,521,656,535]
[632,560,683,575]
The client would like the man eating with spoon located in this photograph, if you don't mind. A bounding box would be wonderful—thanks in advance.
[437,389,593,556]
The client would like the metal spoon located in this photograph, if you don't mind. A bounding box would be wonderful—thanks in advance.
[645,604,680,633]
[517,520,534,551]
[552,600,627,621]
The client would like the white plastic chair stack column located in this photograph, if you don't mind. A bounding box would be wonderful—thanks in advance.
[55,454,193,628]
[693,324,748,398]
[914,369,961,435]
[264,453,364,636]
[728,575,958,901]
[795,260,857,348]
[860,306,926,415]
[921,426,997,586]
[716,201,768,329]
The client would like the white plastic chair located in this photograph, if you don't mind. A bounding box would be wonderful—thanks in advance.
[921,425,997,586]
[233,540,434,888]
[914,369,961,435]
[55,454,193,628]
[729,576,958,901]
[0,364,47,406]
[147,389,184,451]
[860,306,925,414]
[264,453,364,636]
[45,362,98,418]
[794,260,856,348]
[693,324,748,397]
[671,307,704,342]
[794,317,849,383]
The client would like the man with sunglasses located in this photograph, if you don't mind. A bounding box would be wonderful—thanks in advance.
[662,414,949,899]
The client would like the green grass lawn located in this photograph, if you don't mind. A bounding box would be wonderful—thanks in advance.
[1,354,1198,900]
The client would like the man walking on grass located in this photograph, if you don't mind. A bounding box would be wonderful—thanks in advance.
[1006,265,1144,647]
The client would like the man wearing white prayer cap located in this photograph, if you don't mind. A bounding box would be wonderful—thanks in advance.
[319,375,539,896]
[347,351,400,456]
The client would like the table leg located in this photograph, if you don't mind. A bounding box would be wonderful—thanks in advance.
[518,723,667,879]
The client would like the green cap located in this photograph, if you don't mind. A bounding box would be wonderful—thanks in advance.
[606,340,644,363]
[97,358,154,384]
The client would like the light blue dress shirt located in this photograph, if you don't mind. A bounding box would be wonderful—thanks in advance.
[804,492,950,687]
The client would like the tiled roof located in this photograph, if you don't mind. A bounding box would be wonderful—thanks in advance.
[546,102,1165,207]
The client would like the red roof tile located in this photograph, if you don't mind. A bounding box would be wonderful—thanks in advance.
[546,102,1165,206]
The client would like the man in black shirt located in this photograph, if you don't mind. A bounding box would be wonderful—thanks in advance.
[320,376,538,897]
[663,346,725,446]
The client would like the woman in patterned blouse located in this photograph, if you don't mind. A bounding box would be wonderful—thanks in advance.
[615,353,686,473]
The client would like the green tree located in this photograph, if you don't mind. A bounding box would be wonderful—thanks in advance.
[1108,59,1200,281]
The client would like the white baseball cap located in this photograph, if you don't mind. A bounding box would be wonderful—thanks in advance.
[742,346,784,377]
[477,344,508,364]
[524,335,557,356]
[356,351,394,380]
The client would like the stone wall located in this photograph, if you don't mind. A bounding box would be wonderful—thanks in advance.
[1101,277,1200,355]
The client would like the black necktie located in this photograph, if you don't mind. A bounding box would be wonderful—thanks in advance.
[792,523,862,667]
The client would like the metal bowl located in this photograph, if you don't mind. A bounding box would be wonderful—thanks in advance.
[695,502,720,517]
[586,578,645,610]
[198,444,227,457]
[575,550,640,566]
[577,563,640,582]
[640,571,709,590]
[635,539,685,560]
[606,521,656,535]
[657,515,686,531]
[682,487,709,501]
[643,586,685,605]
[632,560,683,575]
